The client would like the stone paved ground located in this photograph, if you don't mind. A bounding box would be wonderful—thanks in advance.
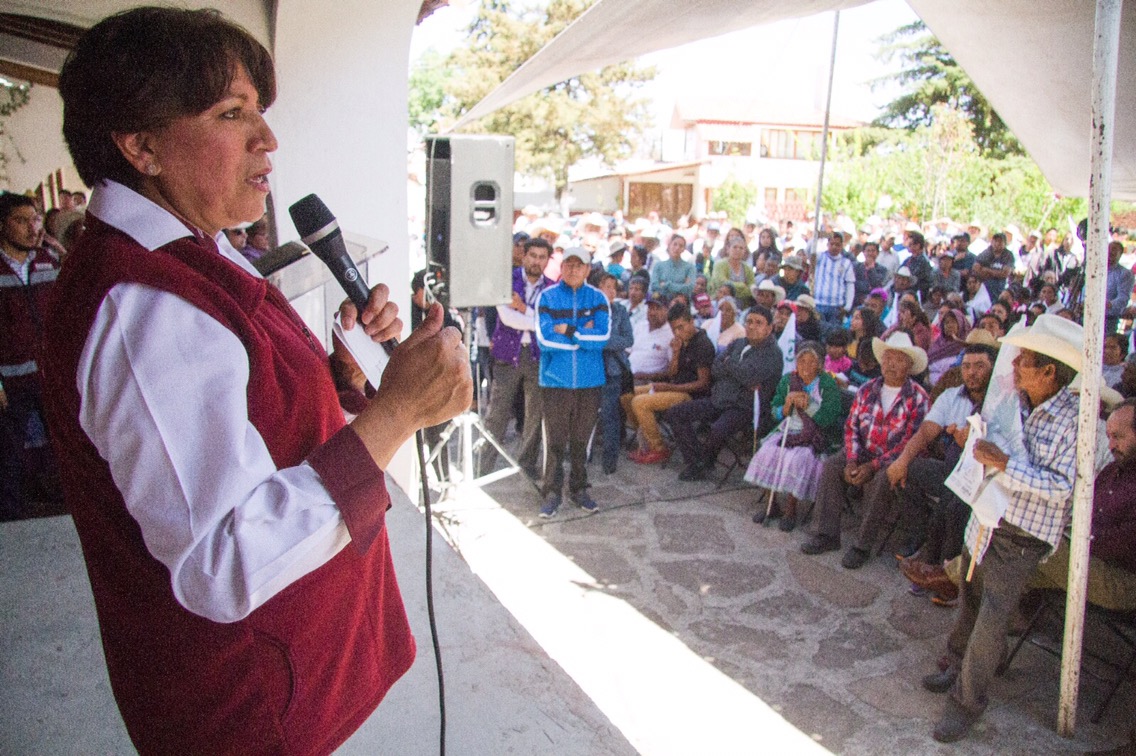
[474,434,1134,755]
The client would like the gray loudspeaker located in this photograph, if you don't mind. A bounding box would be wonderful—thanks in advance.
[424,134,515,308]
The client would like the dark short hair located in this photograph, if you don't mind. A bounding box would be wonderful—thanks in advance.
[907,231,926,249]
[0,192,35,225]
[962,343,998,363]
[992,232,1007,242]
[1105,332,1129,358]
[523,237,552,256]
[597,272,618,288]
[829,231,844,244]
[667,303,692,323]
[628,276,648,292]
[59,7,276,188]
[747,304,773,326]
[825,328,851,347]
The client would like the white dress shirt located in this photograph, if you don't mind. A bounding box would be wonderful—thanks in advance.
[79,181,350,623]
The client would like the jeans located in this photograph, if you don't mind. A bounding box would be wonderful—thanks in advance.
[541,386,602,498]
[599,377,624,471]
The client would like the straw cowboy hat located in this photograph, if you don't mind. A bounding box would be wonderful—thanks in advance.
[965,328,999,347]
[999,313,1084,372]
[872,331,929,375]
[795,294,818,312]
[753,279,786,305]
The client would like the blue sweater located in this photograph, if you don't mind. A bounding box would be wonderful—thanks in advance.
[536,280,611,388]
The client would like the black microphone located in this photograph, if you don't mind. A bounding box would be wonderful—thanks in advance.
[289,193,397,353]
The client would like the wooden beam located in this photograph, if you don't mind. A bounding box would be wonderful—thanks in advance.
[0,59,57,88]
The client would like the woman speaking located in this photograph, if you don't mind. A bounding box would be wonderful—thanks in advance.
[42,7,470,754]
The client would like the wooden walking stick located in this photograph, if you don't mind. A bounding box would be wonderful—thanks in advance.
[764,406,793,526]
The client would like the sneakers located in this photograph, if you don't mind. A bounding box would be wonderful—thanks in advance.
[572,493,599,514]
[631,448,671,465]
[841,546,871,570]
[800,534,841,555]
[539,495,561,518]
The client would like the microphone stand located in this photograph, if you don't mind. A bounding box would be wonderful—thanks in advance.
[422,308,541,498]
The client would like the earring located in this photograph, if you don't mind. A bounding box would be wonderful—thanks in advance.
[146,164,160,176]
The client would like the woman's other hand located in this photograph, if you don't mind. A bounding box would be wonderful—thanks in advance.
[351,303,471,468]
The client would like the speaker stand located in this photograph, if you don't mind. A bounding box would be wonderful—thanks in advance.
[421,310,541,500]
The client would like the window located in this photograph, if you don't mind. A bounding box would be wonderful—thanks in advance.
[760,129,825,160]
[707,140,752,157]
[764,188,779,206]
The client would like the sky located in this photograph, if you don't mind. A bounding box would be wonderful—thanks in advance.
[410,0,922,128]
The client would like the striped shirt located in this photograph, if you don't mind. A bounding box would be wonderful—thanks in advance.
[812,251,855,310]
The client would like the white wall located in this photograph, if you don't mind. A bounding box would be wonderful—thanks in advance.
[272,0,420,490]
[2,83,71,194]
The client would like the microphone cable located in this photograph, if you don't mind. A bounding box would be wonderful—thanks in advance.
[415,428,446,755]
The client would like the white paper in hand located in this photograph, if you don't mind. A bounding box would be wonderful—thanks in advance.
[945,414,987,504]
[332,312,391,389]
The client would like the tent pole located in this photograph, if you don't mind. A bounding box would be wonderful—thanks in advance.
[810,10,839,250]
[1058,0,1121,737]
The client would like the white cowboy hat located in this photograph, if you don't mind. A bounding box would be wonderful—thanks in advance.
[872,331,929,375]
[999,313,1083,372]
[753,279,786,305]
[795,294,818,312]
[1070,374,1124,410]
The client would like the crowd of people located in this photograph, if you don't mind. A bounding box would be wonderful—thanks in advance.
[461,207,1136,744]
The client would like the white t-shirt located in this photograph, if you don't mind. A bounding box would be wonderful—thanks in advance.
[629,320,673,375]
[879,383,902,413]
[925,385,980,428]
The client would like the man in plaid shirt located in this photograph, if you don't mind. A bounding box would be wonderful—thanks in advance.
[802,332,929,564]
[922,315,1087,743]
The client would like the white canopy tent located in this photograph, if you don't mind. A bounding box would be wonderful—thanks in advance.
[454,0,1136,201]
[455,0,1130,737]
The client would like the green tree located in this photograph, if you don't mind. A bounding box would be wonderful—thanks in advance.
[710,178,758,228]
[872,21,1023,159]
[408,49,450,137]
[430,0,656,198]
[823,104,1087,232]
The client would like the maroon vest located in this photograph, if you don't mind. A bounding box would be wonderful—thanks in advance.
[40,217,414,755]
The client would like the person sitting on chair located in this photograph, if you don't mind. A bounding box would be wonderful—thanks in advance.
[800,332,930,565]
[745,341,843,531]
[664,306,783,482]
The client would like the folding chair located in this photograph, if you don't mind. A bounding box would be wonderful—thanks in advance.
[1002,590,1136,724]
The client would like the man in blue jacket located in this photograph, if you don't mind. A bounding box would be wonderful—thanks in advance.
[536,247,611,516]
